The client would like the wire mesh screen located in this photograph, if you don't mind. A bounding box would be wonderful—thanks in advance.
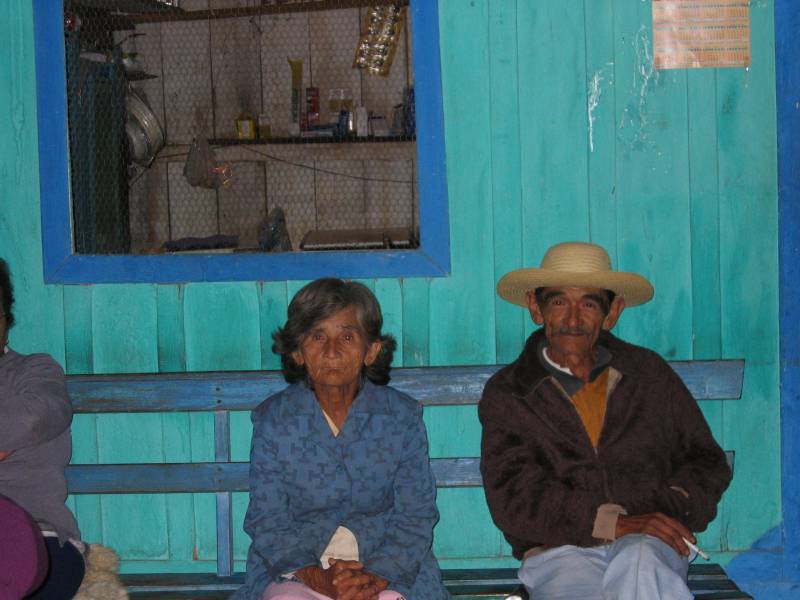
[63,0,418,255]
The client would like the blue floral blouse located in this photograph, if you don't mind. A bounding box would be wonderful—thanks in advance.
[232,380,450,600]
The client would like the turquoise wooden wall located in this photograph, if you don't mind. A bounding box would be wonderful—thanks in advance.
[0,0,779,574]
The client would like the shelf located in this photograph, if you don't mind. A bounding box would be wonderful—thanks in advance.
[125,72,158,81]
[209,135,415,146]
[129,0,407,24]
[69,0,184,14]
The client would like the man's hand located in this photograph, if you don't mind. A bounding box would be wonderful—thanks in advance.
[616,512,694,557]
[0,450,13,461]
[329,559,388,600]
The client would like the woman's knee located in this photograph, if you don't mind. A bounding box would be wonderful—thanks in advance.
[261,581,326,600]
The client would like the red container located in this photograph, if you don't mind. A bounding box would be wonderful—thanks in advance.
[306,87,320,127]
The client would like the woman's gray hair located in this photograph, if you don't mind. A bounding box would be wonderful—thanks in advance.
[272,278,397,385]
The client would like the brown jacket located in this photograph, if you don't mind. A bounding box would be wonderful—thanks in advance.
[479,330,732,559]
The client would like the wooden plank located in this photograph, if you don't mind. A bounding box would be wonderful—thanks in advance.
[65,453,734,495]
[584,0,618,254]
[517,1,590,254]
[716,0,780,555]
[157,285,187,372]
[67,462,249,494]
[162,413,197,568]
[430,0,495,368]
[118,564,751,598]
[488,0,524,365]
[184,283,262,371]
[374,279,404,366]
[64,286,94,375]
[214,411,233,576]
[400,278,430,367]
[686,62,725,549]
[91,285,159,374]
[122,572,242,593]
[66,359,745,412]
[257,282,287,370]
[130,0,408,24]
[66,458,482,493]
[610,1,693,358]
[90,284,168,561]
[64,459,481,493]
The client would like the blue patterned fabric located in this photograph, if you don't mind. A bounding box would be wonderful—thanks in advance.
[232,381,449,600]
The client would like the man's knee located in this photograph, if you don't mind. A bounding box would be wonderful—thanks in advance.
[604,535,692,600]
[518,546,605,600]
[609,534,688,572]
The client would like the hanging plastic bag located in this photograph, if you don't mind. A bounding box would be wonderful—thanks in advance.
[183,136,231,189]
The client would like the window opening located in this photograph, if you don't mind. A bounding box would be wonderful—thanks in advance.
[63,0,418,256]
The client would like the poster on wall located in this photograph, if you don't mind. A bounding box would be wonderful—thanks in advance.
[653,0,750,69]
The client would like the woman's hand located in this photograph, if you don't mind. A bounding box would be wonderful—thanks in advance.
[329,559,388,600]
[296,560,388,600]
[295,564,339,598]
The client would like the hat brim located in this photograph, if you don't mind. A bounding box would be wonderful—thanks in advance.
[496,268,654,308]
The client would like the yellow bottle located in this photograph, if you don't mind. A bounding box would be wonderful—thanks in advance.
[236,112,255,140]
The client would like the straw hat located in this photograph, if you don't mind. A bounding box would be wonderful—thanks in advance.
[496,242,654,307]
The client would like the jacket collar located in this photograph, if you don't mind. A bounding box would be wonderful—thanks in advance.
[287,379,392,416]
[508,329,631,399]
[283,379,392,452]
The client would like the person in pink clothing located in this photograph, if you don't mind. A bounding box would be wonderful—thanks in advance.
[262,579,405,600]
[0,494,49,599]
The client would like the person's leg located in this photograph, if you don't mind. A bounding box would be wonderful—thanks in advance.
[25,538,85,600]
[0,495,48,600]
[518,545,607,600]
[261,581,406,600]
[260,581,333,600]
[602,534,692,600]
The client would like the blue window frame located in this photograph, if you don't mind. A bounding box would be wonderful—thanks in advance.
[33,0,449,284]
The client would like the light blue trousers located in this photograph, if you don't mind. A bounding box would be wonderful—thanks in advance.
[518,534,693,600]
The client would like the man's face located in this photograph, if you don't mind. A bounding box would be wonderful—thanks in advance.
[527,286,624,362]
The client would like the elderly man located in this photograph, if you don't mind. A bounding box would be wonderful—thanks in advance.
[479,242,732,600]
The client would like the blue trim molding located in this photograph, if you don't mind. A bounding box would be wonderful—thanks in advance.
[776,0,800,585]
[726,2,800,597]
[34,0,450,284]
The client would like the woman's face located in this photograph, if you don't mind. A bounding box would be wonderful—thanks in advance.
[291,305,382,395]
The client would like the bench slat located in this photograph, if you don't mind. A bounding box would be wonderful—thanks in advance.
[65,458,482,493]
[65,360,744,413]
[119,566,752,599]
[66,453,734,494]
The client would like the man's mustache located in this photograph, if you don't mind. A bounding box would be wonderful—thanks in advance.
[556,327,590,336]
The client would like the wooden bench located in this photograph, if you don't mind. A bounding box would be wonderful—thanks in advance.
[65,361,752,599]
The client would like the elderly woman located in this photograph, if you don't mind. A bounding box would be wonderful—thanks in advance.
[0,259,85,599]
[234,279,449,600]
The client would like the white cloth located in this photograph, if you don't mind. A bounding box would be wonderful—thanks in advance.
[518,534,693,600]
[318,410,359,568]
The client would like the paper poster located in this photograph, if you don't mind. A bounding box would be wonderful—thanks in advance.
[653,0,750,69]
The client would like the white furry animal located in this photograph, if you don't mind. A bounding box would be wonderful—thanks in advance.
[73,544,128,600]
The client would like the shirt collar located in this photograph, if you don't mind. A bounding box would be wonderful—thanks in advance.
[537,337,612,395]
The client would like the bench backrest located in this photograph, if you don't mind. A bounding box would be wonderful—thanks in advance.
[64,360,744,577]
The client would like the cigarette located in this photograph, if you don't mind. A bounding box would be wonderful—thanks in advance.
[682,537,709,560]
